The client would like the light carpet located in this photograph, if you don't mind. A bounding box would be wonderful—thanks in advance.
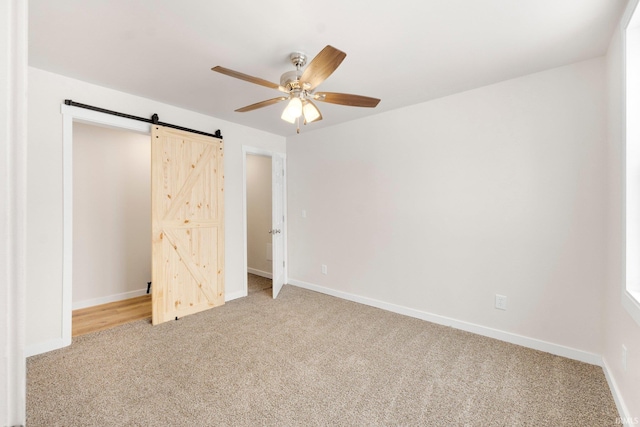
[27,280,618,426]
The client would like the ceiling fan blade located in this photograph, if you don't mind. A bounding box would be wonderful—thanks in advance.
[300,45,346,90]
[212,66,287,93]
[235,97,288,112]
[314,92,380,108]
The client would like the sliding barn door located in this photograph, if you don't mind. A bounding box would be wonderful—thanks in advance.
[151,125,224,325]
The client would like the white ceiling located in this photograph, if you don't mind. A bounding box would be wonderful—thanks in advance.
[29,0,626,137]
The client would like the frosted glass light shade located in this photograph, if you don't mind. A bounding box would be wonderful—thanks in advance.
[281,98,302,123]
[303,101,321,123]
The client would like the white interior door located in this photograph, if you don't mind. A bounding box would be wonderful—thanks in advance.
[271,154,285,298]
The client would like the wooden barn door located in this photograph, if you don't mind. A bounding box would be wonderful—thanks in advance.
[151,125,224,325]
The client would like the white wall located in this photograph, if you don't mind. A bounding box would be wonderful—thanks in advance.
[603,1,640,419]
[27,67,286,353]
[73,123,150,308]
[288,58,607,356]
[246,154,272,276]
[1,0,27,424]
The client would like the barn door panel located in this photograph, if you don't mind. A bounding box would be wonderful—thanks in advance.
[151,125,224,325]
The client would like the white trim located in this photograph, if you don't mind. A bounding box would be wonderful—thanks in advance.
[288,278,602,366]
[622,289,640,326]
[61,112,73,349]
[1,0,28,423]
[602,358,634,425]
[282,156,288,286]
[72,288,149,310]
[61,104,152,134]
[622,0,640,29]
[241,148,249,298]
[25,339,68,358]
[59,105,151,354]
[247,268,273,279]
[241,145,288,300]
[225,290,245,302]
[622,0,640,327]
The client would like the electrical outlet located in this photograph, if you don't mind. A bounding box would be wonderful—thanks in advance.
[622,344,628,371]
[495,294,507,310]
[321,264,327,275]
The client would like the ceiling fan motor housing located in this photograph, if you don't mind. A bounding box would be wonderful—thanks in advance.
[280,69,303,90]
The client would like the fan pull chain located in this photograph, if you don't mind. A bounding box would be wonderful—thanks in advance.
[296,116,300,134]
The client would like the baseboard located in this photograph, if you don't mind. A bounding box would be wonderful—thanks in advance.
[25,338,68,358]
[602,358,635,425]
[247,268,272,279]
[72,288,148,310]
[288,278,602,366]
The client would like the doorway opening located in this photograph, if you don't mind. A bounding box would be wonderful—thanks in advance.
[242,147,287,299]
[61,104,152,347]
[71,122,152,336]
[246,153,273,296]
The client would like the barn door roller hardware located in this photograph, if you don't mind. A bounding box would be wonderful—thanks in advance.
[64,99,223,139]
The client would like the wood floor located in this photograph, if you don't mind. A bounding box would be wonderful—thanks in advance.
[72,294,151,337]
[72,275,271,337]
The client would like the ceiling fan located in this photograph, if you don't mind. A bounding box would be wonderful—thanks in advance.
[212,45,380,133]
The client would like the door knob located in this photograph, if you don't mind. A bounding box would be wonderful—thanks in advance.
[268,229,281,234]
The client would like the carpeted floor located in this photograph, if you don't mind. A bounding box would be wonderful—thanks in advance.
[27,278,618,426]
[247,273,272,295]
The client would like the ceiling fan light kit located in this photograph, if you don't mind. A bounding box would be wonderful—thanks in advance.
[212,45,380,133]
[281,97,302,123]
[302,100,321,123]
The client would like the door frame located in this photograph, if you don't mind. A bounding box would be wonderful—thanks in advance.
[241,145,287,297]
[61,103,151,347]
